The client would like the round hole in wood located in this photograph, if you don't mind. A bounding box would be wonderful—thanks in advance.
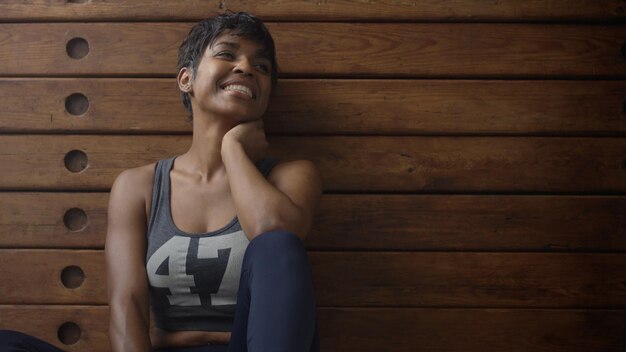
[65,93,89,116]
[64,150,89,173]
[66,37,89,60]
[61,265,85,289]
[57,322,82,345]
[63,208,88,231]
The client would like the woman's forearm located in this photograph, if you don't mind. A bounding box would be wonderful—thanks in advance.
[109,298,152,352]
[220,138,302,240]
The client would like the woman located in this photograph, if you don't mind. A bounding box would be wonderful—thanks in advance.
[0,11,322,352]
[106,12,323,352]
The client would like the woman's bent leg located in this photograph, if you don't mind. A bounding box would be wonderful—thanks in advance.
[0,330,64,352]
[228,230,320,352]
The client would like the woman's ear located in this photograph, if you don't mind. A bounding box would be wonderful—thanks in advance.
[177,67,193,94]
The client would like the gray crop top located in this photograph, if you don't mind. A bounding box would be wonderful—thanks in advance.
[146,155,280,331]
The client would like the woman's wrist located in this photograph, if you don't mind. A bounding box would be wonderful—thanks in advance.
[221,136,242,158]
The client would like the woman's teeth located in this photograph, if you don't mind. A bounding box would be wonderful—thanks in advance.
[223,84,253,98]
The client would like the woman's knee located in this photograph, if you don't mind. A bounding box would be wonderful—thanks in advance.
[0,330,63,352]
[0,330,31,349]
[0,329,22,340]
[244,229,308,265]
[249,229,302,250]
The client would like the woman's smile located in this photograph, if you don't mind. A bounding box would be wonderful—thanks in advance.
[221,83,256,100]
[223,88,254,101]
[224,86,252,100]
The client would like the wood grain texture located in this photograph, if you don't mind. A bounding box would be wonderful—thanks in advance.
[310,194,626,251]
[1,193,624,251]
[311,252,626,308]
[0,250,106,305]
[317,308,623,352]
[2,250,625,308]
[1,78,625,135]
[0,193,107,248]
[0,135,624,192]
[0,0,623,22]
[0,23,625,77]
[0,2,623,352]
[0,306,110,352]
[0,306,621,352]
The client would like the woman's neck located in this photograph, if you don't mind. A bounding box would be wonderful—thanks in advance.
[178,114,237,183]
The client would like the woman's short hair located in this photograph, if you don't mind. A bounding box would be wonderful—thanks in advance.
[176,12,279,123]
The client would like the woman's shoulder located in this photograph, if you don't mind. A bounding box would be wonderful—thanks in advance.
[110,161,159,216]
[114,161,158,192]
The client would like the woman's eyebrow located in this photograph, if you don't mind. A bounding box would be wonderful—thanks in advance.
[214,41,239,50]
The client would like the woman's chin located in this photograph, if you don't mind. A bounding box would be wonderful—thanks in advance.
[199,105,264,123]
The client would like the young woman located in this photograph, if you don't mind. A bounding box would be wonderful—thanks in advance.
[106,12,323,352]
[0,11,322,352]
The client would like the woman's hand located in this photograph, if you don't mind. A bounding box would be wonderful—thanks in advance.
[222,118,268,163]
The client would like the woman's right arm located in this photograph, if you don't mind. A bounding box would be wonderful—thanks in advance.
[105,169,152,352]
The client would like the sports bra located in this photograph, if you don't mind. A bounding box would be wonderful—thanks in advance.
[145,155,280,331]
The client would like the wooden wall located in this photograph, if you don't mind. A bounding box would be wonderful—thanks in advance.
[0,1,625,351]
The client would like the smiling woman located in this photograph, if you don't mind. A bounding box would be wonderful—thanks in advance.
[107,12,323,352]
[0,11,322,352]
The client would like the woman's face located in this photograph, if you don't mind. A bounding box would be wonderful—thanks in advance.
[181,31,273,123]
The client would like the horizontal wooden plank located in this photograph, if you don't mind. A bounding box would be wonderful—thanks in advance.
[0,136,624,192]
[0,306,109,352]
[1,193,624,251]
[2,250,625,308]
[0,23,625,77]
[310,194,626,251]
[0,251,106,305]
[2,78,626,135]
[317,308,623,352]
[312,252,626,308]
[0,306,621,352]
[0,193,108,249]
[0,1,624,22]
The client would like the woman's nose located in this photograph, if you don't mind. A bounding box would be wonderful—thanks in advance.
[233,58,253,75]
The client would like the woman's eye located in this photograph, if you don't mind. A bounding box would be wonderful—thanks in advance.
[257,64,270,73]
[217,51,234,58]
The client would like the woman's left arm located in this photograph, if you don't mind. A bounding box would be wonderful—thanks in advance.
[221,121,323,241]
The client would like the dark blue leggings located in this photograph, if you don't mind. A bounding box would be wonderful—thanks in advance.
[0,230,320,352]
